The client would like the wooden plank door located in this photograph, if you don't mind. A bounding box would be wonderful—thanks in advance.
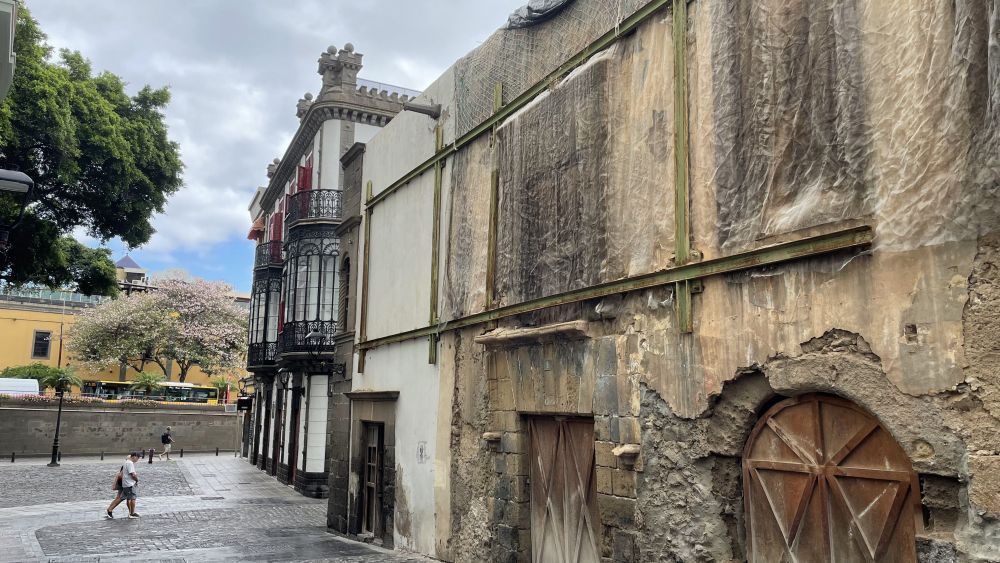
[743,394,921,563]
[529,417,601,563]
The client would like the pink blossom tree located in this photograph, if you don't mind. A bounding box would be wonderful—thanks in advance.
[69,279,248,382]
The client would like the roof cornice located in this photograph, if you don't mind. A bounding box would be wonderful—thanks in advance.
[261,94,404,209]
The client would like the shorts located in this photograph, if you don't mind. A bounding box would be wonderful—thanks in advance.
[162,443,172,453]
[120,486,137,500]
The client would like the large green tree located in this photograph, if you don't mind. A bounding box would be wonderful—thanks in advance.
[0,8,182,295]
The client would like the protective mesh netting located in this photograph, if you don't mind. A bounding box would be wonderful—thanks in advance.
[454,0,648,137]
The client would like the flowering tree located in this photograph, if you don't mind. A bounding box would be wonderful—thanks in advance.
[68,279,247,382]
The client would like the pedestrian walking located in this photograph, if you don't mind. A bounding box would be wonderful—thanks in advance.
[158,426,174,460]
[106,452,141,519]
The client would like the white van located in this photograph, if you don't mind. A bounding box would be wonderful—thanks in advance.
[0,378,40,396]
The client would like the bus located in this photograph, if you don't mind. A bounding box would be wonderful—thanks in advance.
[81,380,219,404]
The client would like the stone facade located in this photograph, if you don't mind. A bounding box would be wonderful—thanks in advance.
[244,43,410,501]
[0,398,239,456]
[350,0,1000,561]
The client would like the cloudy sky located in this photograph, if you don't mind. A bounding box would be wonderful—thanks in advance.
[25,0,526,293]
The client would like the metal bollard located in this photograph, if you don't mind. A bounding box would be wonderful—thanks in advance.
[57,451,61,462]
[101,451,104,460]
[180,448,184,458]
[148,448,155,464]
[215,447,219,456]
[10,452,14,463]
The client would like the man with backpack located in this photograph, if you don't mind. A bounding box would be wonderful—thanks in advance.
[106,452,141,519]
[158,426,174,460]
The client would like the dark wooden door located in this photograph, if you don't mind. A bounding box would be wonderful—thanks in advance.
[361,422,383,536]
[743,394,921,563]
[529,417,600,563]
[288,390,301,484]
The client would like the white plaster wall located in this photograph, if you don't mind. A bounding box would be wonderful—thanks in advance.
[365,173,434,338]
[364,67,456,198]
[319,119,342,191]
[355,123,381,145]
[298,384,308,471]
[265,381,277,460]
[282,388,293,465]
[306,375,329,473]
[312,128,322,188]
[354,338,441,556]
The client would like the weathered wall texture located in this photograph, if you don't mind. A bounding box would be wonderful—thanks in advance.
[360,0,1000,561]
[0,401,239,456]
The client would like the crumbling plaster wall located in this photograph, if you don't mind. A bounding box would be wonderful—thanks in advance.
[392,0,999,560]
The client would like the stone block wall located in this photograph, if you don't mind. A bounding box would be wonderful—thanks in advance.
[0,399,239,456]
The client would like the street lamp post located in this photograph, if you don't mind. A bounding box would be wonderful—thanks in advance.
[304,330,327,362]
[47,378,68,467]
[0,169,34,252]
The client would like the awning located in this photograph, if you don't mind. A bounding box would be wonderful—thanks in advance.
[246,216,265,240]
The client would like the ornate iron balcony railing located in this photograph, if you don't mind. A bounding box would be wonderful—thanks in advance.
[254,240,283,269]
[247,342,279,368]
[280,320,339,354]
[286,189,342,225]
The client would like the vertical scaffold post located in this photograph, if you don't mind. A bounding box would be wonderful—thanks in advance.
[429,124,445,364]
[672,0,694,333]
[358,181,374,372]
[485,82,503,315]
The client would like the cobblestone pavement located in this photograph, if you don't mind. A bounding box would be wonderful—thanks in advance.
[0,457,192,508]
[0,455,434,562]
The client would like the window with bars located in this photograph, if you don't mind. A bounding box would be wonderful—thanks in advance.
[282,228,340,326]
[31,330,51,359]
[249,274,282,345]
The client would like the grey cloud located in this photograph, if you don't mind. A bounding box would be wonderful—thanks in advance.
[27,0,525,256]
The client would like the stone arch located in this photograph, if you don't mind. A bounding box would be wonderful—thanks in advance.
[742,393,921,562]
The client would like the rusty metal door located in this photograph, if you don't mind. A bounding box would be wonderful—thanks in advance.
[529,417,600,563]
[743,394,921,563]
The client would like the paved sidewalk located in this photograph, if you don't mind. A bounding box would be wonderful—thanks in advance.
[0,454,433,562]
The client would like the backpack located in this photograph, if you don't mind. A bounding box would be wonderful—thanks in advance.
[161,432,170,444]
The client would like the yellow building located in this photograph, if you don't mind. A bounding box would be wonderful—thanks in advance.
[0,286,238,388]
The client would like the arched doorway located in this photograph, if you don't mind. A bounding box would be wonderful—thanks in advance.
[743,393,921,562]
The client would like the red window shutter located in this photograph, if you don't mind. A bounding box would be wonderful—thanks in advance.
[303,155,313,191]
[273,200,284,239]
[297,165,312,192]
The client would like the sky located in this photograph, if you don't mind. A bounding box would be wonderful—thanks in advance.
[25,0,528,293]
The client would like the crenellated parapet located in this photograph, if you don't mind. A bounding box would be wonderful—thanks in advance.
[296,93,313,119]
[266,158,280,178]
[317,43,362,100]
[259,42,415,207]
[355,84,413,105]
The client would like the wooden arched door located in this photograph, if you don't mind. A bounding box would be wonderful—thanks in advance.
[743,394,921,562]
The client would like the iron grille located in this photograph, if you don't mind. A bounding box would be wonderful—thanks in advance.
[286,189,343,224]
[254,241,283,269]
[248,342,279,367]
[280,320,339,354]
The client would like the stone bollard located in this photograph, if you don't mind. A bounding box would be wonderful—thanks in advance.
[148,448,155,464]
